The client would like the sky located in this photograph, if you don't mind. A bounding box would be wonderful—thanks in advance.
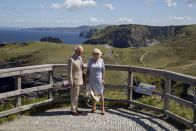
[0,0,196,27]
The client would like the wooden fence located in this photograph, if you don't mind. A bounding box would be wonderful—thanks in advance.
[0,64,196,130]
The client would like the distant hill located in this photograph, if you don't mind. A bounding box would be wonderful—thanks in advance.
[40,36,62,43]
[83,24,196,48]
[22,25,109,33]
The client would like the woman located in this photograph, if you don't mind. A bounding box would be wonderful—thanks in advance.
[86,48,106,115]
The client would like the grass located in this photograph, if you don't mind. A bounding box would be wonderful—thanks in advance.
[0,95,70,124]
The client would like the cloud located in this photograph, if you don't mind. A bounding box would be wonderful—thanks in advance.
[170,16,193,21]
[117,17,133,23]
[165,0,176,7]
[51,3,61,9]
[51,0,96,10]
[89,18,98,23]
[40,5,44,9]
[186,0,196,8]
[104,4,115,11]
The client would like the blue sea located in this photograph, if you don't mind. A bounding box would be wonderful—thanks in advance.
[0,29,87,44]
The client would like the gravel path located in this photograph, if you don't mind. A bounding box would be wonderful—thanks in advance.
[0,107,180,131]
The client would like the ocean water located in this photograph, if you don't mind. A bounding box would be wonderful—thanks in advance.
[0,29,87,44]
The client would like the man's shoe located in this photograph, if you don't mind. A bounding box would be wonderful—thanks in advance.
[71,112,79,116]
[77,111,82,114]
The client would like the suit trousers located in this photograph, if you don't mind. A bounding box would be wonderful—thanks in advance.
[70,85,81,112]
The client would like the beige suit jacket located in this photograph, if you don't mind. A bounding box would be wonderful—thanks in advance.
[67,54,83,86]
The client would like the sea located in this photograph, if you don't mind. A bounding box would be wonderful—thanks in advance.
[0,29,87,44]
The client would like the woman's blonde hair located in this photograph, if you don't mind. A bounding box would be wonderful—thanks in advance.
[92,48,102,57]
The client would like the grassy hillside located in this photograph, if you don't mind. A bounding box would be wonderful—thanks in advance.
[0,36,196,85]
[83,24,189,48]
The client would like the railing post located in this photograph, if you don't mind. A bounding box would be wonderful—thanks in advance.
[127,71,133,107]
[193,86,196,131]
[15,75,21,107]
[164,78,171,112]
[48,71,54,99]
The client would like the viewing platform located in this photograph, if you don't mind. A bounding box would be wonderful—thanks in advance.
[0,64,196,131]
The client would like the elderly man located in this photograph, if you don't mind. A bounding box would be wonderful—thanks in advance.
[67,45,84,116]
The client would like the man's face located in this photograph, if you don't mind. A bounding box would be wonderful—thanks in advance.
[76,48,83,56]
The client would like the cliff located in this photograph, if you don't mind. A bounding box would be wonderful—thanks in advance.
[83,24,186,48]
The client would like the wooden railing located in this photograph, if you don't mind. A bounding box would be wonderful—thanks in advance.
[0,64,196,130]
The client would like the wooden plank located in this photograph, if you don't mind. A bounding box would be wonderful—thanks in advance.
[165,71,196,86]
[127,72,133,107]
[105,64,130,71]
[0,99,53,118]
[194,87,196,128]
[15,76,21,107]
[48,71,54,99]
[128,66,166,77]
[20,99,53,110]
[0,65,53,78]
[104,84,127,89]
[53,64,67,70]
[104,97,127,103]
[164,78,171,111]
[129,100,163,113]
[164,110,193,127]
[0,107,21,118]
[21,84,52,94]
[104,98,163,113]
[165,93,193,108]
[0,90,21,99]
[0,85,52,100]
[20,67,53,75]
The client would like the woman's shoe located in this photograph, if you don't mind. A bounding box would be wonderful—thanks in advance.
[101,111,106,115]
[90,109,96,113]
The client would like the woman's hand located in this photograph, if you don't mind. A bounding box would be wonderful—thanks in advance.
[102,80,105,85]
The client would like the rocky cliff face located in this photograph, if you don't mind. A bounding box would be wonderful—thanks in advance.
[83,24,185,48]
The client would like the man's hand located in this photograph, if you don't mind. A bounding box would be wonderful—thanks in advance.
[70,82,74,88]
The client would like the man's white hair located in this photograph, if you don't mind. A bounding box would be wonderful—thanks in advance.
[92,48,102,57]
[75,45,83,51]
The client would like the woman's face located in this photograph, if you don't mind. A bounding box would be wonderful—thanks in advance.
[93,53,99,60]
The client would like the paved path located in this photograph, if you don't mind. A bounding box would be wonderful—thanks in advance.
[0,107,179,131]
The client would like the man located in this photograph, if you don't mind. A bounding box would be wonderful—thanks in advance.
[67,45,84,116]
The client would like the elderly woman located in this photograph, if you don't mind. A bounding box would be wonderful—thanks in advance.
[86,48,106,115]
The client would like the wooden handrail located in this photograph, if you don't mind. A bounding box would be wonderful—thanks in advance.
[0,64,196,130]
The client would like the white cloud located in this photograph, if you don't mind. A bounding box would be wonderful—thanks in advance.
[64,0,96,10]
[171,16,184,20]
[170,16,193,21]
[186,0,196,8]
[165,0,176,7]
[104,4,115,11]
[89,18,98,23]
[51,0,96,10]
[117,17,133,23]
[51,3,61,9]
[40,5,44,9]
